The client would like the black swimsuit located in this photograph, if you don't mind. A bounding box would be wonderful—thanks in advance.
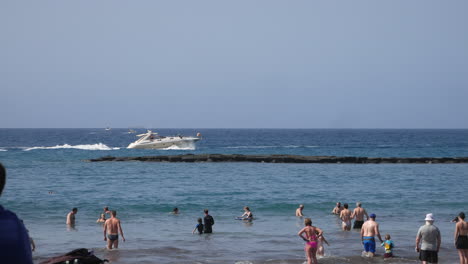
[456,235,468,249]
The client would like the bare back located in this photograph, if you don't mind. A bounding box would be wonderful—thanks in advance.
[457,221,468,236]
[299,226,321,241]
[362,220,379,237]
[340,209,351,222]
[105,218,121,235]
[352,207,367,221]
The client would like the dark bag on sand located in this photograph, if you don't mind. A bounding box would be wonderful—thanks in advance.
[40,248,108,264]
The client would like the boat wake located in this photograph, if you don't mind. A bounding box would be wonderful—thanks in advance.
[161,142,196,150]
[23,143,119,151]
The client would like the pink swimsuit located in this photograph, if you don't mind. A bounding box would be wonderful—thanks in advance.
[306,234,318,248]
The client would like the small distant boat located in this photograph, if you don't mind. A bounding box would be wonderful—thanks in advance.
[105,127,111,131]
[128,129,137,134]
[127,130,201,149]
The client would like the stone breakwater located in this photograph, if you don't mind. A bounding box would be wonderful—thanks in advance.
[87,154,468,164]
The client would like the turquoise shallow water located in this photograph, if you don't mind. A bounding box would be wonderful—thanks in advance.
[0,129,467,263]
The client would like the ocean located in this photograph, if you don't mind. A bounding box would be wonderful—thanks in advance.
[0,128,467,264]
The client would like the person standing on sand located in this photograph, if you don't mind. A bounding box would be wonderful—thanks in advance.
[0,163,33,263]
[203,209,214,233]
[361,213,383,257]
[340,203,352,231]
[416,213,441,264]
[66,208,78,228]
[331,202,343,215]
[454,212,468,264]
[298,218,323,264]
[104,210,125,249]
[351,202,369,229]
[296,204,304,217]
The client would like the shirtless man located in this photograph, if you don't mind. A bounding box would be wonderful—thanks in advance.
[340,203,352,231]
[361,213,383,257]
[103,210,125,249]
[351,202,369,229]
[66,208,78,228]
[296,204,304,217]
[332,202,343,215]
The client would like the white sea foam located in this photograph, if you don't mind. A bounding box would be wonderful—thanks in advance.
[0,148,7,152]
[23,143,119,151]
[162,142,196,150]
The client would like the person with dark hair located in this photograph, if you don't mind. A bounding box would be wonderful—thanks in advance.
[192,218,204,234]
[0,163,33,263]
[454,212,468,264]
[104,210,125,249]
[66,207,78,228]
[240,206,253,221]
[203,209,214,233]
[340,203,352,231]
[416,213,441,264]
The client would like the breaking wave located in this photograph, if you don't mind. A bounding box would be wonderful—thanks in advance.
[23,143,119,151]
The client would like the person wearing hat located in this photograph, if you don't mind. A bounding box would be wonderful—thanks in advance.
[360,213,383,257]
[0,163,34,263]
[416,213,441,264]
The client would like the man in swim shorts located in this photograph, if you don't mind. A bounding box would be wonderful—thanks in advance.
[361,213,383,257]
[104,210,125,249]
[351,202,369,229]
[340,203,352,231]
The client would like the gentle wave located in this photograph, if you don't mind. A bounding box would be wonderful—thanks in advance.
[225,145,319,149]
[23,143,119,151]
[0,148,7,152]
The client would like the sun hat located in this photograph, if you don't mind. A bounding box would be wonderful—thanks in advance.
[369,213,376,218]
[425,213,434,221]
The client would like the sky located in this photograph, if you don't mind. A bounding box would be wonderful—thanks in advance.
[1,1,467,128]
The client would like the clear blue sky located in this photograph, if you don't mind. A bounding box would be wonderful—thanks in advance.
[1,1,467,128]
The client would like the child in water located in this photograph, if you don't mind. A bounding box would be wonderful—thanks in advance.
[316,232,330,257]
[381,234,394,258]
[192,218,204,234]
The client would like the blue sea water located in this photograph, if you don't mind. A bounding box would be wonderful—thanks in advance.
[0,128,467,264]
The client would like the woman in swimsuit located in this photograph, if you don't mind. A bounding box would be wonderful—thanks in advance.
[240,206,253,220]
[298,218,323,264]
[454,212,468,264]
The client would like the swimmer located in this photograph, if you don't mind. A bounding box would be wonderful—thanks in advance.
[192,218,204,234]
[340,203,352,231]
[240,206,253,220]
[332,202,343,215]
[296,204,304,217]
[298,218,323,264]
[96,214,106,223]
[172,207,179,215]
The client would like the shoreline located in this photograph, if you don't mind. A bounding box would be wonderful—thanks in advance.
[87,154,468,164]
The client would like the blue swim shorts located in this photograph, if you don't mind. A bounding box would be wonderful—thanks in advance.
[363,236,376,253]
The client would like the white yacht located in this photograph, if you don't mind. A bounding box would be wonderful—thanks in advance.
[127,130,201,149]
